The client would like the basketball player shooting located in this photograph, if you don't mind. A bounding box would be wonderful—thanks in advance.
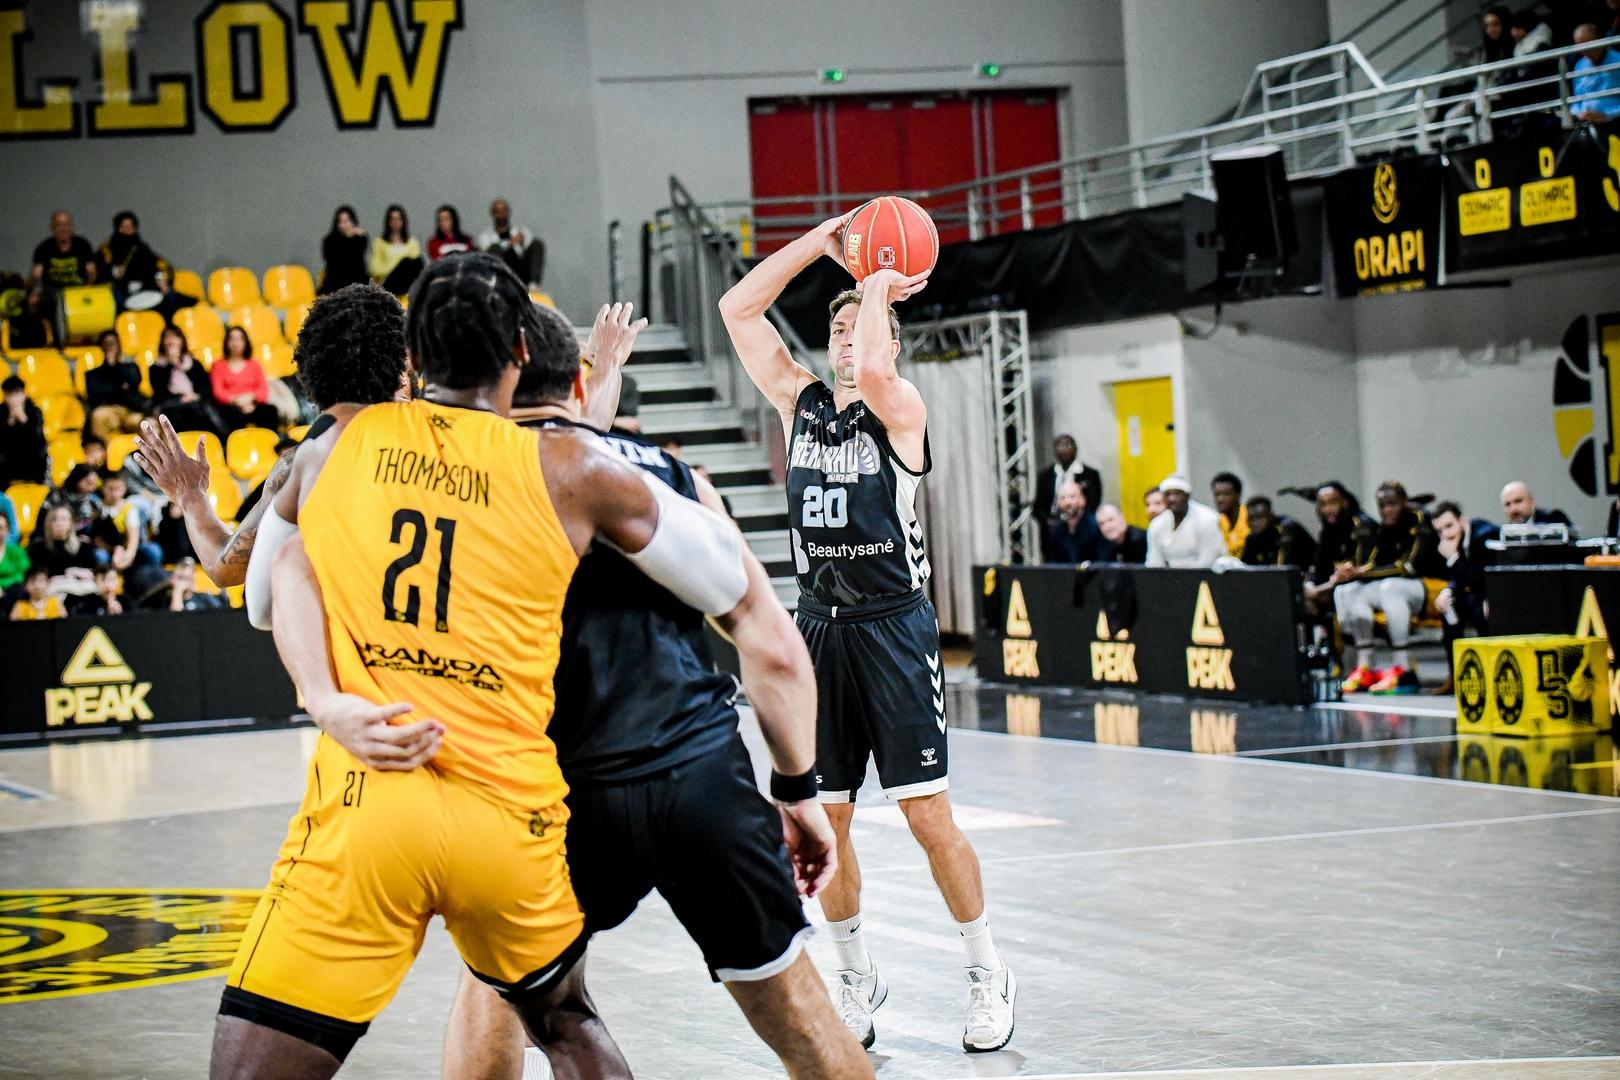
[719,213,1016,1053]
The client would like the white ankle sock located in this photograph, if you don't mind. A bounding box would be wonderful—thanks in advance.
[1357,647,1375,669]
[1393,648,1411,669]
[827,913,873,974]
[522,1046,553,1080]
[957,912,1001,971]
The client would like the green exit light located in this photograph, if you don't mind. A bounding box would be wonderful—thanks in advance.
[821,68,846,84]
[978,62,1002,78]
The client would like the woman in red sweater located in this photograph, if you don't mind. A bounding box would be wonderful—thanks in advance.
[426,204,474,261]
[210,326,281,433]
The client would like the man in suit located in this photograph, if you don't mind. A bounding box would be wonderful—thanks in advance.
[1431,500,1499,694]
[1044,481,1103,564]
[1095,503,1148,563]
[1035,435,1102,558]
[1500,480,1575,534]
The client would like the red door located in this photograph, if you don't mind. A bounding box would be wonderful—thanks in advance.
[985,91,1063,232]
[748,100,820,253]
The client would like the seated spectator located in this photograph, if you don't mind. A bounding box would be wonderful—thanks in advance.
[149,325,221,435]
[1035,434,1102,541]
[98,211,192,319]
[478,198,545,287]
[1572,22,1620,121]
[42,464,104,538]
[368,204,424,296]
[92,471,161,572]
[81,435,162,512]
[427,204,475,261]
[1,375,48,485]
[27,504,96,595]
[1095,503,1148,563]
[29,209,100,341]
[211,327,282,433]
[1305,481,1376,617]
[1210,471,1249,556]
[155,498,198,564]
[1145,475,1226,568]
[1337,481,1445,695]
[1501,480,1575,532]
[320,205,370,295]
[69,565,125,617]
[86,330,150,440]
[143,557,224,612]
[0,514,27,592]
[1044,480,1103,564]
[1240,495,1317,568]
[613,373,642,434]
[1498,8,1557,116]
[1431,500,1499,693]
[1443,7,1514,128]
[1143,486,1166,520]
[9,567,65,621]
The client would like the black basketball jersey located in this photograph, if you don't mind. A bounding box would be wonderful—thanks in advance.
[527,418,739,784]
[787,380,931,608]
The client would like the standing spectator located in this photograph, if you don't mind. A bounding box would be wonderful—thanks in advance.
[1336,481,1443,695]
[85,330,149,440]
[1499,8,1556,116]
[92,471,161,572]
[1145,475,1226,568]
[210,327,281,433]
[368,204,424,296]
[1240,495,1317,569]
[29,210,99,339]
[27,504,96,595]
[1034,434,1102,537]
[42,464,103,538]
[0,514,28,592]
[1572,22,1620,122]
[478,198,545,287]
[1210,471,1249,556]
[1305,481,1376,618]
[1431,500,1499,694]
[1500,480,1575,532]
[1095,503,1148,563]
[1143,486,1166,520]
[147,557,223,612]
[319,205,370,294]
[149,325,220,435]
[427,205,475,261]
[1,375,48,485]
[1044,480,1103,564]
[9,567,65,621]
[70,565,125,617]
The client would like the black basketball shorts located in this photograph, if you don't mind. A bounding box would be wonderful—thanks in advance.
[795,589,949,803]
[562,735,811,982]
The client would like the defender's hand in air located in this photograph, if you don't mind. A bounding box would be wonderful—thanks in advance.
[779,800,838,898]
[133,415,209,502]
[310,696,445,771]
[858,266,931,302]
[584,301,648,373]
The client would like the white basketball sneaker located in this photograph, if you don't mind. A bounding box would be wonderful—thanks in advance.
[962,964,1016,1052]
[834,965,888,1049]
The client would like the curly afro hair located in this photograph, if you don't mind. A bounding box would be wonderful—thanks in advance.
[294,282,408,410]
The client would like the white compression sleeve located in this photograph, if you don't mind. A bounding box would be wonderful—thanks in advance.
[608,470,748,616]
[245,506,299,631]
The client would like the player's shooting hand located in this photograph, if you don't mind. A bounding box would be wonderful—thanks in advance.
[309,695,445,771]
[584,301,648,373]
[779,800,838,898]
[132,415,209,503]
[816,214,850,263]
[859,267,931,302]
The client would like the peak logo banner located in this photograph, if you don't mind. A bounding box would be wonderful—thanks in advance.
[0,889,260,1003]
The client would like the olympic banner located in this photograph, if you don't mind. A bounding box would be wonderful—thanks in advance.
[973,564,1311,705]
[1325,155,1444,297]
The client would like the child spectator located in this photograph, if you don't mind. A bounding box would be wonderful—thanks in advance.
[10,566,65,621]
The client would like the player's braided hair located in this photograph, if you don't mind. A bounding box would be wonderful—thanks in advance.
[406,252,546,391]
[294,282,407,409]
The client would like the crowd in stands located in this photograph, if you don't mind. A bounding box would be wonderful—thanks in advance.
[1034,432,1584,695]
[1444,4,1620,130]
[317,197,545,300]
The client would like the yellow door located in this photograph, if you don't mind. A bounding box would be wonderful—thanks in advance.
[1113,377,1176,529]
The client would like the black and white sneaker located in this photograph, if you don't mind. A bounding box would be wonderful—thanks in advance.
[962,964,1016,1052]
[834,965,888,1049]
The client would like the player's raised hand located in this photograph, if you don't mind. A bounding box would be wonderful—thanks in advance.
[816,214,850,263]
[585,301,648,373]
[858,266,930,302]
[309,695,445,771]
[132,415,209,502]
[779,800,838,898]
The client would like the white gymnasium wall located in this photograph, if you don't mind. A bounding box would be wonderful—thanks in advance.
[585,0,1128,248]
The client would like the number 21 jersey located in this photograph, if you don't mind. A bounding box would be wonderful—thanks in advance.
[787,380,931,608]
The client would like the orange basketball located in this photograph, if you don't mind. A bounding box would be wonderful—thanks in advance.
[841,196,939,282]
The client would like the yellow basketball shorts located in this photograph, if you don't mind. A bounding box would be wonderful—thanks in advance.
[219,734,582,1057]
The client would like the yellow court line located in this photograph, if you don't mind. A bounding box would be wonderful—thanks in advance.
[0,966,230,1005]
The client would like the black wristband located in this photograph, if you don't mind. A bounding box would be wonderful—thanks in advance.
[770,767,819,804]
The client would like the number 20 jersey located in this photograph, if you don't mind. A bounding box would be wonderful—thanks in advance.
[787,380,931,608]
[299,399,579,813]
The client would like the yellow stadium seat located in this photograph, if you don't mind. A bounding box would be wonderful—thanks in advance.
[173,305,225,355]
[227,426,281,484]
[177,430,227,473]
[116,310,164,357]
[229,304,287,351]
[15,351,74,398]
[131,351,154,396]
[171,269,205,300]
[529,290,556,308]
[39,393,86,439]
[225,584,245,608]
[262,265,316,308]
[261,342,297,380]
[105,432,140,471]
[6,483,49,542]
[48,435,85,487]
[283,302,311,342]
[207,474,243,523]
[286,423,311,443]
[208,267,261,309]
[69,346,105,397]
[192,564,221,595]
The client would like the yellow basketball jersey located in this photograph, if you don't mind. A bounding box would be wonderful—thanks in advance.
[299,400,578,811]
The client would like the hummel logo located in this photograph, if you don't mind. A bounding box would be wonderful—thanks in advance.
[921,747,938,766]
